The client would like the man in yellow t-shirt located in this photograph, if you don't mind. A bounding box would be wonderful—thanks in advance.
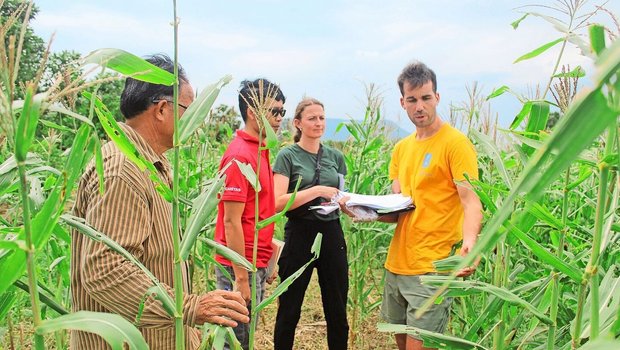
[381,61,483,350]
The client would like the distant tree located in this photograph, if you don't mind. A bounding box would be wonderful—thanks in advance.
[546,111,561,130]
[209,104,241,142]
[0,1,125,154]
[1,0,45,98]
[41,50,81,89]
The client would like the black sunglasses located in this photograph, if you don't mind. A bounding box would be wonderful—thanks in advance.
[268,108,286,118]
[152,97,189,110]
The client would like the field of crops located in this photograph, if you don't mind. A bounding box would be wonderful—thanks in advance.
[1,1,620,349]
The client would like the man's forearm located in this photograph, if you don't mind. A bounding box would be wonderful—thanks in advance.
[378,213,399,223]
[82,249,199,327]
[223,221,250,281]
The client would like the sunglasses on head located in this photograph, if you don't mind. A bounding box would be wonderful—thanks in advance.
[268,108,286,118]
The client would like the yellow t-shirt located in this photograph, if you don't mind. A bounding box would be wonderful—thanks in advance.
[386,123,478,275]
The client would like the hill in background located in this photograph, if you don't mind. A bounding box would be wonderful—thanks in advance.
[281,118,411,142]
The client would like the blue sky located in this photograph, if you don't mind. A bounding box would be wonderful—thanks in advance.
[32,0,619,133]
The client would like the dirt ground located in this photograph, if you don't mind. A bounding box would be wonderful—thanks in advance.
[254,272,395,350]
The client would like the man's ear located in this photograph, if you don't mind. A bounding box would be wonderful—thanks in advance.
[153,100,167,121]
[246,107,256,122]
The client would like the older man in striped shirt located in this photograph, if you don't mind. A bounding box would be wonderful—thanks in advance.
[71,54,249,349]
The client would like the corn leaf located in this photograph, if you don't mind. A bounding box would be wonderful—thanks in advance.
[486,85,511,100]
[470,129,512,188]
[526,202,563,230]
[567,166,593,190]
[257,176,302,229]
[83,48,175,85]
[145,285,176,319]
[578,339,620,350]
[589,24,606,56]
[260,114,278,149]
[377,323,488,349]
[46,103,94,127]
[14,87,42,161]
[507,219,582,283]
[511,13,529,29]
[180,174,225,260]
[595,37,620,88]
[514,38,564,64]
[553,65,586,78]
[36,311,148,350]
[13,279,68,315]
[362,137,383,156]
[525,101,550,134]
[345,123,360,142]
[233,160,260,192]
[0,154,42,175]
[419,276,553,325]
[197,237,254,272]
[523,101,550,156]
[39,119,74,132]
[0,287,17,321]
[525,12,569,33]
[510,101,532,130]
[432,255,463,273]
[178,75,232,144]
[255,233,322,314]
[0,126,92,295]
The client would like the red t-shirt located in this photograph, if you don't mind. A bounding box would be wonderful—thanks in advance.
[214,130,274,268]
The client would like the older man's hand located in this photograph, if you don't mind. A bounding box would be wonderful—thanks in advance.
[337,196,354,217]
[195,290,250,327]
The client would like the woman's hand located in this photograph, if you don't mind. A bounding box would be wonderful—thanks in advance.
[314,185,339,201]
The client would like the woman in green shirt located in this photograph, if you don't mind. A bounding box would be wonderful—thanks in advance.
[272,98,349,349]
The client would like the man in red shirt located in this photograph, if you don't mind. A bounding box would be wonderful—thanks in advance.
[214,78,286,349]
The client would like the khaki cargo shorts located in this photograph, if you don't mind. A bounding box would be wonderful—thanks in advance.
[381,270,452,336]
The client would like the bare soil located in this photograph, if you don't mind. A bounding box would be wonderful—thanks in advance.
[254,273,395,350]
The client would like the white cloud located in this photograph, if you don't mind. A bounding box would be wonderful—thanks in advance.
[30,0,619,132]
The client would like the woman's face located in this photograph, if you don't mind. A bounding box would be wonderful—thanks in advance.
[295,104,325,140]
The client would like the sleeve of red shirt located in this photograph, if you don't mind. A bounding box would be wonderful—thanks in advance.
[220,155,249,202]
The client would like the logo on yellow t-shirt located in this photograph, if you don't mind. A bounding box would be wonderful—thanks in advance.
[422,153,432,168]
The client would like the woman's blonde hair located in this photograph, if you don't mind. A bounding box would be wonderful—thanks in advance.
[293,97,324,142]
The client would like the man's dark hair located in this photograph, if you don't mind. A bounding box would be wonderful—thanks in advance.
[238,78,286,122]
[397,61,437,95]
[120,53,189,119]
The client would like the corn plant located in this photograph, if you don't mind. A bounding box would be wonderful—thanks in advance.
[337,98,395,348]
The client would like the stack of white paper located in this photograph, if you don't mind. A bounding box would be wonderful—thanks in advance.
[341,192,412,210]
[309,192,414,216]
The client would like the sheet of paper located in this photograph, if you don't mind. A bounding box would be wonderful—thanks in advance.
[340,192,412,210]
[309,204,340,215]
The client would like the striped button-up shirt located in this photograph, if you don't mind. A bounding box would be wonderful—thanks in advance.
[71,123,200,349]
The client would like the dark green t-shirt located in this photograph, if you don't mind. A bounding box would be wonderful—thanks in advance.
[273,143,347,221]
